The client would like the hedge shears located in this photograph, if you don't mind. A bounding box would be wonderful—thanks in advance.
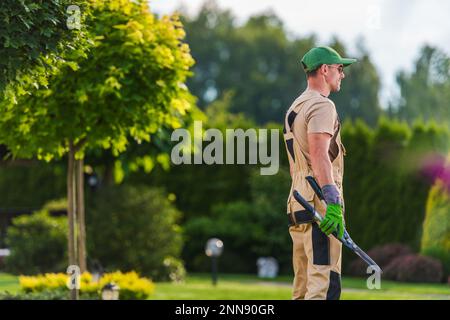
[293,176,382,273]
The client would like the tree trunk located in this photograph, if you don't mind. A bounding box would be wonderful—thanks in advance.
[76,157,87,273]
[67,141,79,300]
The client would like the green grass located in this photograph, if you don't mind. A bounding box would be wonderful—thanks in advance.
[151,273,450,300]
[1,272,449,300]
[0,273,20,294]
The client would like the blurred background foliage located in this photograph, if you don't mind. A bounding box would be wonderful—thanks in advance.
[0,0,449,283]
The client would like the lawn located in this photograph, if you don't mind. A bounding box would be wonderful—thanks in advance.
[151,273,450,300]
[0,273,22,294]
[1,272,448,300]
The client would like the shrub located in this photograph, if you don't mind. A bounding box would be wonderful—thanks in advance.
[384,254,444,283]
[86,184,185,281]
[97,271,155,300]
[0,291,68,300]
[161,256,186,283]
[19,271,154,300]
[421,180,450,277]
[4,210,67,275]
[183,168,292,273]
[20,272,68,293]
[346,243,413,276]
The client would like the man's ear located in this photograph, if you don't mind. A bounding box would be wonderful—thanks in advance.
[315,64,325,76]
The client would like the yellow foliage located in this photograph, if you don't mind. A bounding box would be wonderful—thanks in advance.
[171,98,191,116]
[19,271,155,299]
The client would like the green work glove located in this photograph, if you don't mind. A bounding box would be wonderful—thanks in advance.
[319,203,344,239]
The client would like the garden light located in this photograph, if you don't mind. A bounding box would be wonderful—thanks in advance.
[205,238,223,286]
[101,283,120,300]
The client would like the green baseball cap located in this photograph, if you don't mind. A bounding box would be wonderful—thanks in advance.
[301,46,357,72]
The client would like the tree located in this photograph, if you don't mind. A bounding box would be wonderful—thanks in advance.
[392,45,450,124]
[1,0,90,99]
[328,38,383,126]
[181,0,314,124]
[180,0,382,125]
[0,0,197,299]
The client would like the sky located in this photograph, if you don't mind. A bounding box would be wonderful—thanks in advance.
[149,0,450,107]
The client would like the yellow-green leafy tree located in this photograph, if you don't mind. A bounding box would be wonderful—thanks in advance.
[0,0,196,299]
[1,0,90,99]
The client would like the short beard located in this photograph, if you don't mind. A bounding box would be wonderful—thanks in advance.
[331,85,340,93]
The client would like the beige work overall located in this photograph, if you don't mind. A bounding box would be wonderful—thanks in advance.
[283,89,346,300]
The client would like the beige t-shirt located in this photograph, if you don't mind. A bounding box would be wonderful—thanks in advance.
[285,89,341,169]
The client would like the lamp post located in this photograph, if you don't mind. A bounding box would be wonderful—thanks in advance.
[205,238,223,286]
[101,283,120,300]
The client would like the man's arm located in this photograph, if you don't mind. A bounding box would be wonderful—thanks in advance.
[308,132,334,187]
[308,132,344,237]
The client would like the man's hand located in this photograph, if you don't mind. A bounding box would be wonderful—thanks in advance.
[320,203,344,238]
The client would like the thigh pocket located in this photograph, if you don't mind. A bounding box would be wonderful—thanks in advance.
[311,223,330,265]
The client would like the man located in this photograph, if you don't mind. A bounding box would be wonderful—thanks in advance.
[283,46,356,300]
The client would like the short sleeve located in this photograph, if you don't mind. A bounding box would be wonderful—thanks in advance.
[305,100,336,136]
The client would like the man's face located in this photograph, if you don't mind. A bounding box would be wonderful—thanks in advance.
[325,64,345,92]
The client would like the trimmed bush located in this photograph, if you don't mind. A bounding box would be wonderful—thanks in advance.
[178,118,450,274]
[19,271,154,300]
[4,210,67,275]
[346,243,413,276]
[421,180,450,277]
[86,184,185,281]
[384,254,443,283]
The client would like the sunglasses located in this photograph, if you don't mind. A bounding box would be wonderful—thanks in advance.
[327,65,344,74]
